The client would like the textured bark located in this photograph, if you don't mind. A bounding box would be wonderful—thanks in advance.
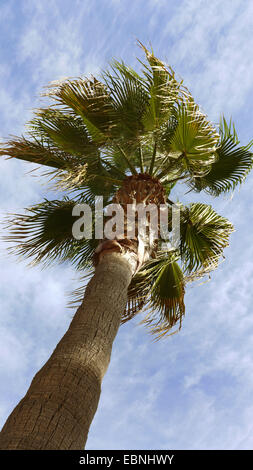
[0,252,134,450]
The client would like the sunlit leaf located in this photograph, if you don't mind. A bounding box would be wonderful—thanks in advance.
[3,198,97,268]
[189,117,253,195]
[180,203,234,272]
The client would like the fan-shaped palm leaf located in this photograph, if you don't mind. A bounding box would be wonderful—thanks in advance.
[180,202,234,272]
[3,198,97,268]
[45,76,114,144]
[138,41,185,131]
[146,259,185,339]
[170,98,219,167]
[102,60,150,143]
[122,252,185,339]
[0,136,79,169]
[189,117,253,195]
[29,109,100,158]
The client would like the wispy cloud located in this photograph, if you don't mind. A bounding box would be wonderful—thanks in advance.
[159,0,253,120]
[0,0,253,451]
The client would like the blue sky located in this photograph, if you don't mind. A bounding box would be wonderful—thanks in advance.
[1,0,253,450]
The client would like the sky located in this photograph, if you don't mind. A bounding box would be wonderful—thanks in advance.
[0,0,253,450]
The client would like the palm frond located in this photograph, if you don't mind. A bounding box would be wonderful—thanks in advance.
[122,264,151,323]
[3,198,97,268]
[145,259,185,339]
[180,203,234,272]
[138,41,186,131]
[29,109,100,157]
[0,136,78,169]
[67,270,94,308]
[188,116,253,195]
[45,164,88,192]
[122,252,185,339]
[46,158,123,201]
[170,97,220,168]
[102,60,150,142]
[44,76,114,143]
[219,115,239,143]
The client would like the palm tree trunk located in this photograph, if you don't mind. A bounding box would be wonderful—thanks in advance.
[0,252,134,450]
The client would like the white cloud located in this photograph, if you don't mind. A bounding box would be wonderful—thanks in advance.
[159,0,253,119]
[1,0,253,451]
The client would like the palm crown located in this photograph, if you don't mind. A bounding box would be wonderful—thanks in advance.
[1,42,252,339]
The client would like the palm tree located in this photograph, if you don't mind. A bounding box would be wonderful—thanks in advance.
[0,42,252,450]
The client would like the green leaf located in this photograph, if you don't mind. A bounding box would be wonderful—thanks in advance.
[138,41,184,131]
[180,203,234,272]
[102,60,150,141]
[0,136,78,169]
[189,117,253,195]
[123,253,185,339]
[147,259,185,339]
[3,198,97,268]
[170,98,219,166]
[29,109,99,157]
[45,77,114,143]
